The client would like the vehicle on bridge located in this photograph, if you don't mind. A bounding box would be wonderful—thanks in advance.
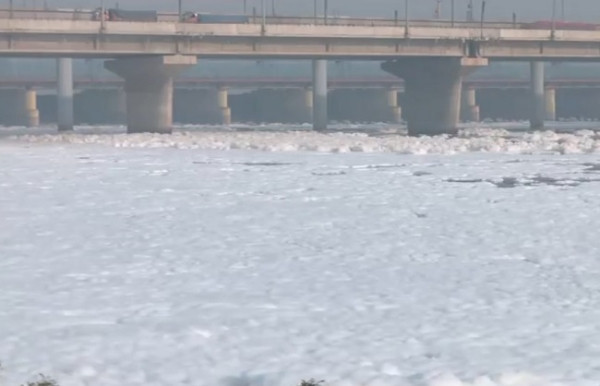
[93,8,158,22]
[180,12,249,24]
[523,20,600,31]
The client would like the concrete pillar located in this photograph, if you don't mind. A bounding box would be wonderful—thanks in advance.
[217,87,232,125]
[312,59,327,130]
[463,87,480,122]
[382,57,487,136]
[387,88,402,123]
[530,61,545,129]
[0,88,40,126]
[57,58,74,131]
[25,88,39,126]
[545,87,557,121]
[105,55,196,134]
[304,87,313,121]
[18,88,39,127]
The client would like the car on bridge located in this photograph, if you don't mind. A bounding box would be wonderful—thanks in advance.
[93,8,158,22]
[180,12,250,24]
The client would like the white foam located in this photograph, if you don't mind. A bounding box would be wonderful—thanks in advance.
[2,130,599,386]
[5,125,600,155]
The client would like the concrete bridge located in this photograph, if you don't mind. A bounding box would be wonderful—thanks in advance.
[3,76,600,127]
[4,77,600,90]
[3,9,600,134]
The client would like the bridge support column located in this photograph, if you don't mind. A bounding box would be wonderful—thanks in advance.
[387,88,402,123]
[105,55,197,134]
[312,59,328,130]
[19,88,39,127]
[545,87,557,121]
[57,58,74,131]
[382,57,487,136]
[530,61,545,129]
[304,87,314,122]
[217,87,232,125]
[463,87,480,122]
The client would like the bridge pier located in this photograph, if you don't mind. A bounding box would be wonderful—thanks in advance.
[387,88,402,123]
[105,55,197,134]
[530,61,545,129]
[217,87,232,125]
[304,88,314,122]
[545,87,557,121]
[462,87,480,122]
[57,58,74,131]
[21,88,39,127]
[312,59,328,130]
[0,88,39,126]
[382,57,487,136]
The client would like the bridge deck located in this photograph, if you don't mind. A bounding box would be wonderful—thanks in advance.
[0,11,598,60]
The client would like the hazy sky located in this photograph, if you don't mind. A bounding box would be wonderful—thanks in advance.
[36,0,600,22]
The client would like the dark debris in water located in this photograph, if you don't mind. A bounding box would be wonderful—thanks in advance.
[447,175,600,188]
[193,161,297,167]
[240,162,296,167]
[311,170,347,176]
[583,163,600,173]
[363,164,406,170]
[413,171,432,177]
[493,177,520,188]
[446,178,485,184]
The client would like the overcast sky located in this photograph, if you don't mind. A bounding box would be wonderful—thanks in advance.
[35,0,600,22]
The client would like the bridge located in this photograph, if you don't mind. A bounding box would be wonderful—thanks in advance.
[3,77,600,90]
[2,9,600,134]
[0,77,600,92]
[4,17,600,60]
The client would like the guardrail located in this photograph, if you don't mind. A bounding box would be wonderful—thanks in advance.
[2,8,591,33]
[0,7,524,29]
[0,8,95,20]
[254,15,520,29]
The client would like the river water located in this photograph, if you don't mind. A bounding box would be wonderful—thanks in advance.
[1,123,600,386]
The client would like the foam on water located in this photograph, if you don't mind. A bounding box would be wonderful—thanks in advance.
[2,123,600,386]
[5,124,600,155]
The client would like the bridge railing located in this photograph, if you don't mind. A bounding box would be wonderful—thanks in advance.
[254,15,520,29]
[0,8,538,30]
[0,8,96,20]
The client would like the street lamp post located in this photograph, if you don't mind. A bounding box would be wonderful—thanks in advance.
[404,0,409,37]
[178,0,182,20]
[467,0,473,22]
[480,0,486,38]
[451,0,455,27]
[261,0,266,32]
[100,0,105,30]
[551,0,556,39]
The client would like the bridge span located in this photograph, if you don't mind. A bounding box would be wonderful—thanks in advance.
[3,77,600,91]
[2,9,600,134]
